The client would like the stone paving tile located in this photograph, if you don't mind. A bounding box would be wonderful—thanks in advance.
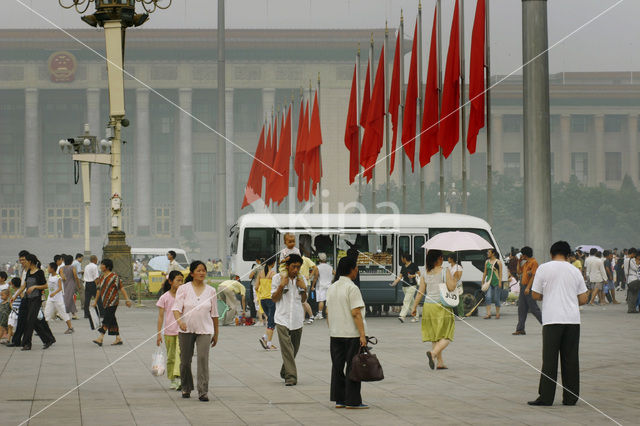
[0,300,638,425]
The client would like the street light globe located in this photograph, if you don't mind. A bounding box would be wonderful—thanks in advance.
[83,138,91,146]
[59,139,67,148]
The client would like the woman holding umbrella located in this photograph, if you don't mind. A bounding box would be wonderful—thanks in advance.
[411,249,457,370]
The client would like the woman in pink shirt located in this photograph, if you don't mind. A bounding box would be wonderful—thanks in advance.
[156,270,184,390]
[172,261,219,401]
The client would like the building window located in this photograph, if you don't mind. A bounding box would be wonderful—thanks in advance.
[0,206,21,237]
[570,115,589,133]
[192,89,217,134]
[234,89,261,133]
[154,206,172,236]
[44,206,81,238]
[604,115,625,133]
[502,115,522,133]
[504,153,521,178]
[571,152,588,184]
[470,152,487,184]
[605,152,622,181]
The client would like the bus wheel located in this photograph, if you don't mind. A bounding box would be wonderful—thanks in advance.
[461,291,481,317]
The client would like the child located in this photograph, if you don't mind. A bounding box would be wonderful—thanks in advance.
[5,277,22,344]
[0,289,10,342]
[278,233,305,290]
[44,262,74,334]
[156,270,184,390]
[0,271,8,291]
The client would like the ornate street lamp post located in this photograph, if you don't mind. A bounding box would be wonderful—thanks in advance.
[59,0,171,284]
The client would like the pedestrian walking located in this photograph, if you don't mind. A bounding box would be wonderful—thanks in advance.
[529,241,588,406]
[91,259,132,347]
[44,262,74,334]
[326,256,369,409]
[167,251,181,274]
[271,254,307,386]
[390,252,420,323]
[7,250,30,347]
[623,248,640,313]
[60,254,80,319]
[603,250,620,304]
[483,249,503,319]
[258,257,277,350]
[313,252,334,320]
[156,270,184,390]
[83,255,103,318]
[513,246,542,335]
[411,249,457,370]
[172,261,219,401]
[20,254,55,351]
[586,249,607,305]
[72,253,85,309]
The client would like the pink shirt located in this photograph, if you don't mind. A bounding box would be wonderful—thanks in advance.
[156,291,179,336]
[172,283,219,335]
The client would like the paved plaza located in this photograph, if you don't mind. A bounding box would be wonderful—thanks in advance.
[0,301,637,425]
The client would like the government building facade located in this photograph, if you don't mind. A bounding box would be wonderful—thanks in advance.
[0,29,638,254]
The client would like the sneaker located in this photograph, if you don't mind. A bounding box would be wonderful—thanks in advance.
[170,379,180,390]
[305,318,314,325]
[64,328,74,334]
[268,344,278,351]
[398,317,405,323]
[345,404,369,409]
[335,402,346,408]
[410,317,418,323]
[314,313,323,320]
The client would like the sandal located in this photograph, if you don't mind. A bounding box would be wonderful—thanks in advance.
[495,315,501,319]
[426,351,435,370]
[483,315,492,319]
[437,366,448,370]
[92,340,103,347]
[111,340,123,346]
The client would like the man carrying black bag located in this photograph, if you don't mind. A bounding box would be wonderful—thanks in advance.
[326,256,369,410]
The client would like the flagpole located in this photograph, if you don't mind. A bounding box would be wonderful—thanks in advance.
[460,0,469,214]
[356,45,362,205]
[437,0,445,212]
[400,11,407,213]
[384,23,391,205]
[289,95,294,214]
[317,72,323,214]
[418,1,425,213]
[485,0,493,226]
[369,34,376,213]
[308,80,314,212]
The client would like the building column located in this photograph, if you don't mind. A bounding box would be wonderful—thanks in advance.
[592,114,604,186]
[492,114,504,174]
[135,88,152,236]
[262,88,275,121]
[628,114,638,186]
[225,88,236,227]
[178,88,194,235]
[560,114,571,183]
[86,88,103,236]
[24,88,41,237]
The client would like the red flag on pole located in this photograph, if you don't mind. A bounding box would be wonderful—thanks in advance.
[345,65,360,184]
[360,60,371,128]
[420,7,440,167]
[296,101,310,202]
[388,30,401,175]
[438,0,460,159]
[264,120,276,206]
[467,0,486,154]
[401,21,419,172]
[241,124,266,209]
[268,107,292,205]
[308,91,323,196]
[360,45,385,182]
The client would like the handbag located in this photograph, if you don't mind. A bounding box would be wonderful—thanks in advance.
[151,346,166,377]
[349,338,384,382]
[88,306,100,330]
[482,261,496,292]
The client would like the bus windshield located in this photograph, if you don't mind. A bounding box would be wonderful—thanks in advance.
[242,228,277,262]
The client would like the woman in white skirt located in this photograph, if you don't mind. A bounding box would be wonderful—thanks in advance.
[44,262,74,334]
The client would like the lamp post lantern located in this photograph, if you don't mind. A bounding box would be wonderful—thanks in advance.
[60,0,171,285]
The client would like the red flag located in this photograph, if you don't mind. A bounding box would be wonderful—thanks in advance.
[388,30,401,175]
[438,0,460,159]
[420,7,440,167]
[360,46,385,182]
[401,21,419,172]
[268,107,292,205]
[360,60,371,128]
[467,0,486,154]
[307,92,323,196]
[263,121,275,206]
[241,124,266,209]
[296,101,310,202]
[345,65,360,184]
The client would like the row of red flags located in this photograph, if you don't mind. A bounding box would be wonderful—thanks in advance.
[345,0,486,184]
[242,92,323,209]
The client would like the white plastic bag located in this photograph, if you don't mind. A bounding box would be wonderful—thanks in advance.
[89,306,100,330]
[151,346,166,377]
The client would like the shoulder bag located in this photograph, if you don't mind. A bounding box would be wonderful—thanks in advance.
[482,261,496,292]
[439,269,460,308]
[349,337,384,382]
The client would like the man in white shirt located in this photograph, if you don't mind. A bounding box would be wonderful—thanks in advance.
[624,248,640,313]
[271,254,307,386]
[83,255,101,318]
[326,256,368,409]
[585,249,607,305]
[529,241,588,407]
[166,251,181,274]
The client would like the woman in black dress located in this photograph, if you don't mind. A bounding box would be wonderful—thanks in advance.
[21,253,56,350]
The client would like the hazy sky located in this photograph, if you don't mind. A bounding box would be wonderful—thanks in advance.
[3,0,635,75]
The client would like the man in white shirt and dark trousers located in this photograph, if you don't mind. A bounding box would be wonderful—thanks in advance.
[271,254,307,386]
[83,256,101,318]
[623,248,640,313]
[326,256,368,409]
[529,241,589,406]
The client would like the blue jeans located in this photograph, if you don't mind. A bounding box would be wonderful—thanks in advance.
[485,285,502,307]
[260,299,276,330]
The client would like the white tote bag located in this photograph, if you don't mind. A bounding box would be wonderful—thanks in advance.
[439,269,460,308]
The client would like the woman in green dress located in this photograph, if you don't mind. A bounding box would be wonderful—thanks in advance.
[411,249,457,370]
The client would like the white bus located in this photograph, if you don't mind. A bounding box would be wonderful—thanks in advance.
[229,213,505,315]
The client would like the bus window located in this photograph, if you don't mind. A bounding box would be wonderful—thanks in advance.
[230,229,239,255]
[338,233,394,275]
[297,233,336,266]
[398,236,410,260]
[243,228,277,262]
[413,235,426,266]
